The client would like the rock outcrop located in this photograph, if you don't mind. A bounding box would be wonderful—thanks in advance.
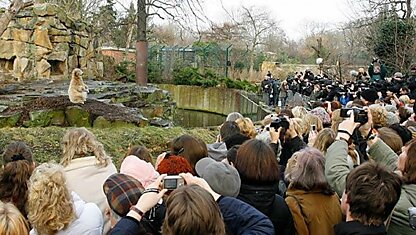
[0,3,103,81]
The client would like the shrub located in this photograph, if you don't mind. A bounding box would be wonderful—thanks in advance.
[115,60,135,82]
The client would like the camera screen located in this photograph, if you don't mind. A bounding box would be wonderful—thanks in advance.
[164,178,178,189]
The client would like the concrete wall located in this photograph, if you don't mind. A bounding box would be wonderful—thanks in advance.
[159,84,265,117]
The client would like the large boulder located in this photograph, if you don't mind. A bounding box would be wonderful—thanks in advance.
[23,109,66,127]
[33,26,53,49]
[65,106,91,127]
[33,3,58,17]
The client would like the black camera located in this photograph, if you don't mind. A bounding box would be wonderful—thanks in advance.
[340,108,368,124]
[270,117,290,130]
[409,207,416,230]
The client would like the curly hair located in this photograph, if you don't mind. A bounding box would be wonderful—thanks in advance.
[61,127,110,167]
[28,163,75,235]
[235,117,257,139]
[0,201,29,235]
[369,105,387,129]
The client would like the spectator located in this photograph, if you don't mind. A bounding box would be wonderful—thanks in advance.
[120,155,159,188]
[170,134,208,171]
[0,141,35,218]
[110,174,275,235]
[195,157,241,197]
[0,201,29,235]
[61,127,117,234]
[28,163,103,235]
[235,139,295,235]
[285,147,342,235]
[335,162,401,235]
[103,173,165,233]
[207,121,240,161]
[124,145,153,165]
[312,128,336,154]
[235,117,257,139]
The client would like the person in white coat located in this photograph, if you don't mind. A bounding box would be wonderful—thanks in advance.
[61,127,117,234]
[28,163,103,235]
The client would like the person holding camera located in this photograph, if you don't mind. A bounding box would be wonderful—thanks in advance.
[325,109,416,235]
[109,174,275,235]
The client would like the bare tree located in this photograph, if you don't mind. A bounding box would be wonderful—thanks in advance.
[238,6,278,75]
[135,0,206,85]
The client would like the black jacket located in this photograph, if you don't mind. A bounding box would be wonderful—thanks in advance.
[238,183,295,235]
[334,221,387,235]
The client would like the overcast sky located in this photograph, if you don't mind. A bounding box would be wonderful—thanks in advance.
[202,0,352,40]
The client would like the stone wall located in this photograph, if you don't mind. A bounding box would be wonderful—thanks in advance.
[159,84,268,119]
[0,3,103,81]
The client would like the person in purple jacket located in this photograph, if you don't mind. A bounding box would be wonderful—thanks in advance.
[110,173,274,235]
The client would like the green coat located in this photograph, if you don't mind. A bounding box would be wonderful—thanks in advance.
[369,140,416,235]
[325,139,416,235]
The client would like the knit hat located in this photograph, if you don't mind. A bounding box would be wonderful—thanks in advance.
[103,173,144,217]
[156,155,194,175]
[385,105,398,113]
[360,89,379,103]
[195,157,241,197]
[120,155,159,188]
[310,107,331,125]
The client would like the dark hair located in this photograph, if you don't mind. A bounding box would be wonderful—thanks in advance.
[0,160,34,218]
[389,124,412,145]
[220,121,240,141]
[226,145,240,165]
[2,142,33,165]
[125,145,153,165]
[398,106,411,124]
[279,109,294,118]
[345,162,402,226]
[288,148,334,195]
[171,135,207,170]
[235,139,279,183]
[162,185,226,235]
[403,139,416,184]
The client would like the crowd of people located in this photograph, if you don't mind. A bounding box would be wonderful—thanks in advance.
[261,60,416,109]
[1,64,416,234]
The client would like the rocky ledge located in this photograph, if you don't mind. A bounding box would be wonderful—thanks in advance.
[0,80,176,128]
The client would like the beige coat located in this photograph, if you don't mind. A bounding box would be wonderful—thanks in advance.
[64,156,117,235]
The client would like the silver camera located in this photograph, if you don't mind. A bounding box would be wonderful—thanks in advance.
[163,175,185,190]
[408,207,416,230]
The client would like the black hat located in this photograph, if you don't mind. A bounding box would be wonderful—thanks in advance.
[360,89,379,103]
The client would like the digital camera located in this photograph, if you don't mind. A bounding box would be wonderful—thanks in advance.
[163,175,185,190]
[340,108,368,124]
[270,117,290,130]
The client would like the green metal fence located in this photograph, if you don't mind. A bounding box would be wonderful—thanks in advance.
[148,44,232,81]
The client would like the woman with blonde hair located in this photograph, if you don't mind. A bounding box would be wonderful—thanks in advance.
[292,106,308,119]
[61,127,117,233]
[235,117,257,139]
[28,163,102,234]
[312,128,336,154]
[0,201,29,235]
